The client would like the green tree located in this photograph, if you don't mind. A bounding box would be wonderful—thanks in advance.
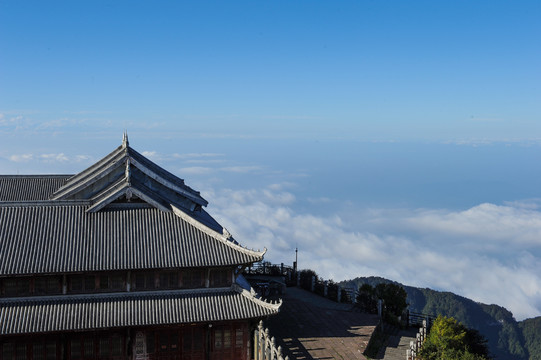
[356,283,408,325]
[419,316,491,360]
[356,283,378,314]
[375,283,408,323]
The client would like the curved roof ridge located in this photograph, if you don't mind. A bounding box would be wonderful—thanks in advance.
[51,140,208,208]
[171,204,266,260]
[233,283,282,312]
[51,145,127,199]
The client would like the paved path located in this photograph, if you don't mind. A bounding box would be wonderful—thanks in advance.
[377,328,417,360]
[265,287,380,360]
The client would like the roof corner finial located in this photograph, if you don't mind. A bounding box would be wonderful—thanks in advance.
[122,130,129,148]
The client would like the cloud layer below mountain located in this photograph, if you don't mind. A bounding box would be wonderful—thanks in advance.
[206,186,541,321]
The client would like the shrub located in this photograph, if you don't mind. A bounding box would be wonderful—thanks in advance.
[419,316,491,360]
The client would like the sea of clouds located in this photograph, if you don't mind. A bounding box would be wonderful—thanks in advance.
[206,185,541,321]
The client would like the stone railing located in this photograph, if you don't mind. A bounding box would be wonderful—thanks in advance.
[254,320,289,360]
[407,319,428,360]
[246,262,295,280]
[298,273,355,304]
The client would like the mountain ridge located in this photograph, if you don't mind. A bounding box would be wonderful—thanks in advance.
[339,276,541,360]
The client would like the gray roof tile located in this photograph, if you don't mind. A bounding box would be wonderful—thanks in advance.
[0,287,280,335]
[0,176,69,201]
[0,204,264,275]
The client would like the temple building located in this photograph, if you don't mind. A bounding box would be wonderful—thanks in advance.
[0,134,280,360]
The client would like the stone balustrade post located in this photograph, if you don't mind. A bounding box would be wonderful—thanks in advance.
[297,272,300,287]
[324,280,328,297]
[311,275,315,292]
[337,286,342,303]
[264,328,270,360]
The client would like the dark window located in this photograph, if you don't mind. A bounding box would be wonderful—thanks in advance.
[83,338,94,359]
[193,328,204,350]
[70,339,81,360]
[111,335,122,357]
[214,328,223,350]
[16,278,30,296]
[182,331,192,353]
[35,276,62,295]
[134,272,155,290]
[45,341,56,360]
[159,271,179,289]
[235,328,244,348]
[84,276,95,291]
[4,278,17,296]
[3,343,14,360]
[34,278,47,295]
[182,327,205,357]
[146,332,155,354]
[110,274,123,291]
[98,338,109,358]
[210,269,231,287]
[96,335,123,359]
[33,343,44,360]
[182,270,204,289]
[99,275,109,290]
[223,329,231,349]
[158,332,169,352]
[170,333,178,352]
[70,276,83,292]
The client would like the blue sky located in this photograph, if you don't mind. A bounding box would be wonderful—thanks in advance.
[1,1,541,320]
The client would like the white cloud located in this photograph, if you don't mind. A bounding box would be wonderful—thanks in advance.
[7,152,90,164]
[39,153,69,162]
[179,166,214,175]
[405,203,541,246]
[207,186,541,320]
[220,166,262,173]
[9,154,33,162]
[141,151,160,161]
[173,153,225,159]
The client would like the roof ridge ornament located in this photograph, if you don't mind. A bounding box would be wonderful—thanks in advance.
[125,157,131,185]
[125,158,132,201]
[122,131,129,148]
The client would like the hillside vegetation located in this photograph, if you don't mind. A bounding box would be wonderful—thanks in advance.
[340,276,540,360]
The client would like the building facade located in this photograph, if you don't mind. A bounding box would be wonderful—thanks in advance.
[0,135,279,360]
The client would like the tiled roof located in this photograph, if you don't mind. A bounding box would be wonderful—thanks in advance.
[0,175,70,202]
[51,143,208,211]
[0,204,264,275]
[0,287,280,335]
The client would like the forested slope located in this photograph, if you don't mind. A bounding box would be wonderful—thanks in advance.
[341,276,540,360]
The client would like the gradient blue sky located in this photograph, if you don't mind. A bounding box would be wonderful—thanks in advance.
[1,1,541,320]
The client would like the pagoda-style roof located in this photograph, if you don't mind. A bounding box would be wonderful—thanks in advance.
[51,133,208,213]
[0,286,281,335]
[0,135,266,275]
